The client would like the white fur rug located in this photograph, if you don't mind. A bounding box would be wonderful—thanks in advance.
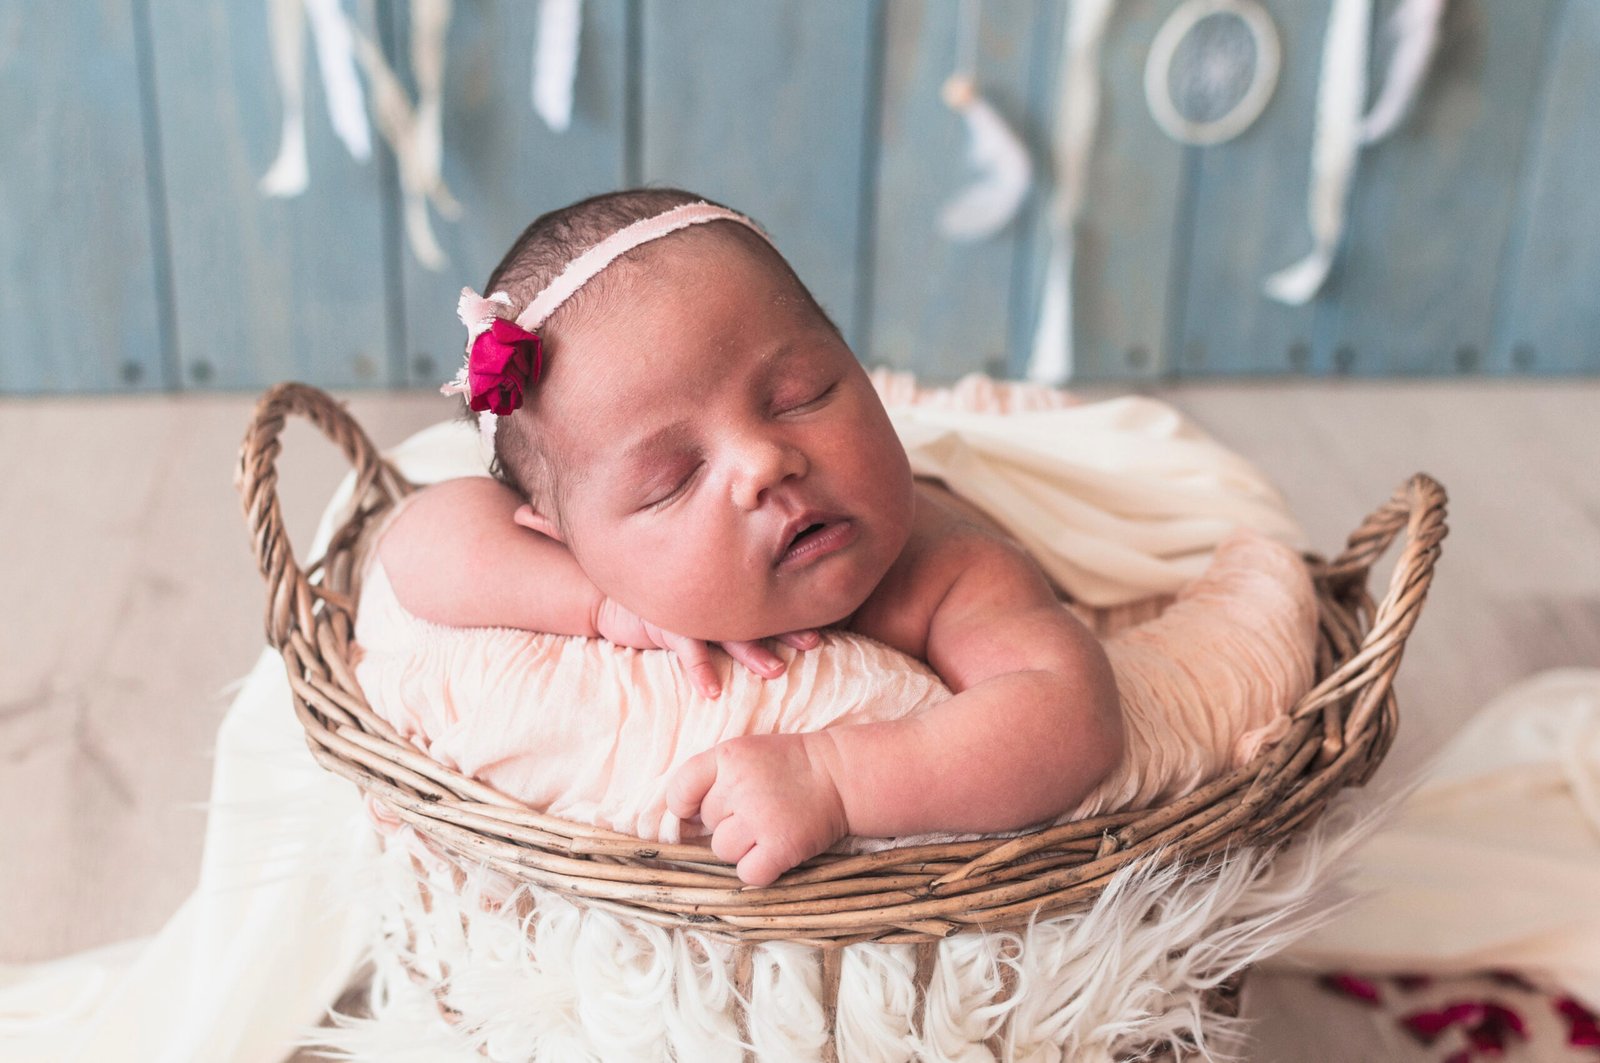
[306,794,1394,1063]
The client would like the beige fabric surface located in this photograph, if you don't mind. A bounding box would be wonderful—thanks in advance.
[1276,668,1600,1008]
[875,370,1311,607]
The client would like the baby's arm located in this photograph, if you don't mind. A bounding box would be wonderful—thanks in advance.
[379,477,603,634]
[812,540,1123,836]
[666,537,1123,885]
[379,477,813,694]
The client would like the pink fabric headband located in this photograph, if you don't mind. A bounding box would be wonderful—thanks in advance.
[441,202,775,445]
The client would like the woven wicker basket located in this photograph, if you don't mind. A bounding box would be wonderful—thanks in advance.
[237,381,1447,1058]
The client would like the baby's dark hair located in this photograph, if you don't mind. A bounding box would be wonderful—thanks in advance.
[473,187,834,521]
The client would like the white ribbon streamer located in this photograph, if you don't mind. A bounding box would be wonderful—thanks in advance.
[411,0,459,220]
[938,81,1034,242]
[1360,0,1447,144]
[260,0,310,197]
[936,0,1033,243]
[302,0,370,160]
[260,0,371,198]
[1262,0,1371,306]
[347,0,459,270]
[533,0,583,132]
[1028,0,1116,384]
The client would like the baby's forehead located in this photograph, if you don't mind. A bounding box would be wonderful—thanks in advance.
[584,339,821,436]
[556,256,832,381]
[618,224,817,307]
[535,225,841,434]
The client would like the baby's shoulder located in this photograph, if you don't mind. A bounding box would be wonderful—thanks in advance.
[915,510,1053,616]
[377,477,522,600]
[849,487,1045,658]
[912,480,1044,575]
[381,477,518,555]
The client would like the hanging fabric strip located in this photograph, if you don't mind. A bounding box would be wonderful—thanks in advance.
[1027,0,1116,384]
[411,0,460,220]
[260,0,373,197]
[1029,241,1075,384]
[938,90,1035,241]
[938,0,1034,243]
[533,0,583,132]
[1360,0,1448,144]
[346,0,458,269]
[260,0,311,196]
[302,0,372,161]
[1262,0,1371,306]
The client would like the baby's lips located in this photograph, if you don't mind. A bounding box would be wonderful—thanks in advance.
[772,510,845,565]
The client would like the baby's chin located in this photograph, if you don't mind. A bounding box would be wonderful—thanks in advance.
[672,604,848,645]
[659,587,866,644]
[629,541,898,642]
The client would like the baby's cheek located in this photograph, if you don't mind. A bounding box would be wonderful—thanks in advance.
[644,559,764,636]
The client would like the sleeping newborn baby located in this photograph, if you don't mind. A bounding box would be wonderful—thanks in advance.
[379,188,1126,886]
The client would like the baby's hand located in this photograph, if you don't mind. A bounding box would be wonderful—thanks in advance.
[593,597,819,698]
[665,732,848,887]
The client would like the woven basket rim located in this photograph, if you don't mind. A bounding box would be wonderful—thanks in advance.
[236,381,1448,946]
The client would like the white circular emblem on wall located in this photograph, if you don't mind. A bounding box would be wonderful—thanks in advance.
[1145,0,1282,146]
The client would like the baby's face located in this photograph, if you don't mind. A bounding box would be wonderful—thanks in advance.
[528,234,914,642]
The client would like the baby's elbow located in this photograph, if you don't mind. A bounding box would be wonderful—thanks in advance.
[1093,680,1126,784]
[1037,664,1124,814]
[1061,619,1124,787]
[1077,659,1125,792]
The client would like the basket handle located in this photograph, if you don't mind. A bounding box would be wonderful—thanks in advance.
[1305,473,1449,746]
[236,382,412,649]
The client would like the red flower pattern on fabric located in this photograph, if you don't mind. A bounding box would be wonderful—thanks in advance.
[467,318,542,416]
[1316,968,1600,1058]
[1320,971,1384,1006]
[1556,996,1600,1049]
[1402,1000,1527,1057]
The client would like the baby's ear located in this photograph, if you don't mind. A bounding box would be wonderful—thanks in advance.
[512,503,564,543]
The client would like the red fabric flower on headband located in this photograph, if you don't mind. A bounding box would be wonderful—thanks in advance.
[467,319,542,416]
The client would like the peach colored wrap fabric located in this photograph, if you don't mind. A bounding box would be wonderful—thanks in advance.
[351,374,1316,844]
[355,524,1311,846]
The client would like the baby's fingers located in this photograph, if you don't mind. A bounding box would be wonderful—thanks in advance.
[709,814,758,867]
[665,749,717,822]
[721,640,785,679]
[736,843,790,888]
[775,630,822,651]
[664,634,723,697]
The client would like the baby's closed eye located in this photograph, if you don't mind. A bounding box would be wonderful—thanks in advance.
[641,462,702,511]
[772,379,837,416]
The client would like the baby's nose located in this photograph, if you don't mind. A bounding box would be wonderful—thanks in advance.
[731,440,807,510]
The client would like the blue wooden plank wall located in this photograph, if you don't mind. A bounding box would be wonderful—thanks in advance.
[146,2,392,390]
[0,2,168,391]
[871,0,1045,380]
[1174,0,1329,376]
[2,0,1597,394]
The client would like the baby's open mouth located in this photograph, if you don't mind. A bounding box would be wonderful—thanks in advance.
[789,522,826,548]
[777,517,856,568]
